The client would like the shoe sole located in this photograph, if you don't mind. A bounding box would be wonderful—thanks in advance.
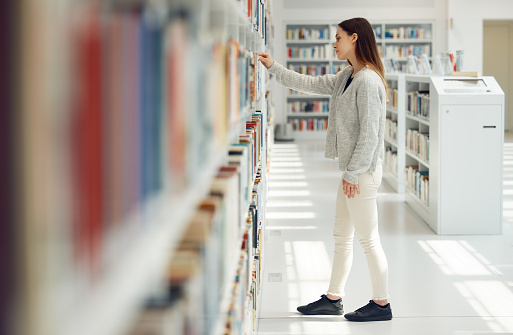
[344,315,392,322]
[297,309,344,316]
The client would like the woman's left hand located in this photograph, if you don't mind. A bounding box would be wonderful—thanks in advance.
[343,179,360,198]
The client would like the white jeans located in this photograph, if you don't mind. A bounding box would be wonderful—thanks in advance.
[327,164,389,300]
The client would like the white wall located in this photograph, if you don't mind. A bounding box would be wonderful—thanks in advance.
[448,0,513,73]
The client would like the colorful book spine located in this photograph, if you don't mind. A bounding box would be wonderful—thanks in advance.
[288,100,329,113]
[289,118,328,131]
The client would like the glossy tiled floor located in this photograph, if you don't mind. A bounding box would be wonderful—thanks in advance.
[257,134,513,335]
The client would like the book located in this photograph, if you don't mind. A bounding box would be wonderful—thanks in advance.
[73,10,104,274]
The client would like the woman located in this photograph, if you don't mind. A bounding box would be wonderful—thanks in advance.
[258,17,392,322]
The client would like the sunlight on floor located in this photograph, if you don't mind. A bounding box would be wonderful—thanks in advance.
[269,181,309,188]
[292,241,332,280]
[269,190,312,197]
[269,175,307,180]
[418,240,492,276]
[266,212,316,219]
[455,281,513,332]
[267,201,313,208]
[270,168,306,174]
[267,226,318,230]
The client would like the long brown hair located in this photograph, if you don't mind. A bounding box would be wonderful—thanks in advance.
[339,18,387,92]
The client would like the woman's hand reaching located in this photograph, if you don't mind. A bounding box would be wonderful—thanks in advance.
[258,53,274,69]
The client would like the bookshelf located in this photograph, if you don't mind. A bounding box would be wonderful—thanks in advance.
[404,75,432,226]
[285,23,346,135]
[386,73,504,235]
[374,22,434,72]
[384,74,406,193]
[282,21,433,137]
[14,0,274,335]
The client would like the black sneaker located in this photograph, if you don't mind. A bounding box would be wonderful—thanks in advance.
[344,300,392,321]
[297,295,344,315]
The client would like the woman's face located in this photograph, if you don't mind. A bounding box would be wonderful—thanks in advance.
[333,27,357,61]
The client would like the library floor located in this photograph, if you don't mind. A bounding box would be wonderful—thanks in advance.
[257,134,513,335]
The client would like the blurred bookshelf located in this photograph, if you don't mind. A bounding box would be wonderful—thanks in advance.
[11,0,275,335]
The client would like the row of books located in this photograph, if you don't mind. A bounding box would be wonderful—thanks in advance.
[388,88,399,109]
[373,26,383,39]
[384,147,399,176]
[237,0,269,42]
[288,64,329,76]
[12,0,273,333]
[404,166,429,206]
[287,45,334,59]
[70,7,265,269]
[288,100,329,113]
[287,64,347,76]
[18,3,269,334]
[231,167,265,335]
[289,118,328,131]
[125,111,267,334]
[384,59,407,73]
[385,27,431,40]
[384,45,431,58]
[406,129,430,162]
[286,27,330,40]
[385,118,398,142]
[407,90,430,119]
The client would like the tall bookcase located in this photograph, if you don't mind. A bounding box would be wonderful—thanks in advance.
[384,73,504,235]
[383,74,406,192]
[12,0,274,335]
[282,21,434,139]
[285,23,346,137]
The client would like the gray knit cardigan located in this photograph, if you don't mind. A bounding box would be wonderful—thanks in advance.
[268,62,386,184]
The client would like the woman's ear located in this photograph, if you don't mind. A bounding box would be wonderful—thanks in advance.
[352,33,358,43]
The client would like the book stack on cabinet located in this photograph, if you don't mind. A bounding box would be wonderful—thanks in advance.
[11,0,274,335]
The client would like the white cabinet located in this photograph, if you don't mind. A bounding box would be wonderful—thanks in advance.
[439,104,503,234]
[432,75,505,234]
[385,74,504,235]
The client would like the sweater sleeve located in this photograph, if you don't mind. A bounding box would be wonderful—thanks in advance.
[343,77,383,184]
[267,62,337,96]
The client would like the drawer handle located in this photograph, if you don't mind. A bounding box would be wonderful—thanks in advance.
[483,126,496,128]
